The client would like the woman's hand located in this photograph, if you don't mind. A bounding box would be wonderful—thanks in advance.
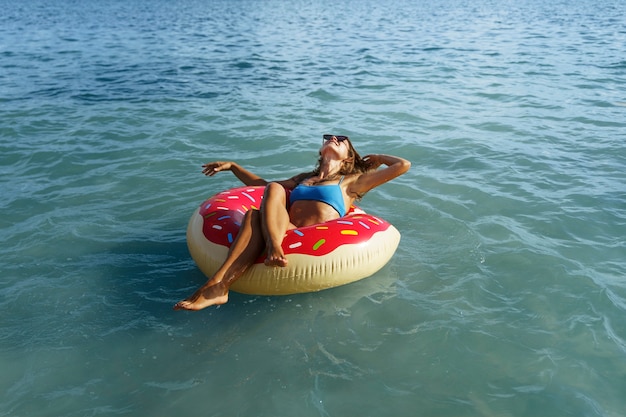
[363,154,384,170]
[202,161,233,177]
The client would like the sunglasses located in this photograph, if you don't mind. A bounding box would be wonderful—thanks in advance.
[323,134,349,142]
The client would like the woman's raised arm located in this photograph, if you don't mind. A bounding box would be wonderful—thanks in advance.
[348,154,411,197]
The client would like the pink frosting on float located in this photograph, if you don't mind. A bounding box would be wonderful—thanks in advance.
[199,186,392,260]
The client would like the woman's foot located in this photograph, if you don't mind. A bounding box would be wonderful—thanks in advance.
[173,281,229,311]
[264,241,288,267]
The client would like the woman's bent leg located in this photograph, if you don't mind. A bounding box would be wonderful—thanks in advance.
[174,209,265,311]
[261,182,294,267]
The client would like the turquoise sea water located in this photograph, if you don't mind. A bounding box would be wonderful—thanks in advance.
[1,0,625,415]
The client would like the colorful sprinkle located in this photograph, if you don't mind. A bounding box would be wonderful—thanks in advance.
[341,230,358,235]
[203,212,217,219]
[227,233,233,243]
[293,230,305,237]
[359,221,370,229]
[242,192,255,202]
[315,226,329,230]
[289,242,303,249]
[218,215,231,221]
[338,220,353,225]
[312,239,326,250]
[212,225,223,230]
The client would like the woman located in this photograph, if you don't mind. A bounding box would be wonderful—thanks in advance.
[174,135,410,311]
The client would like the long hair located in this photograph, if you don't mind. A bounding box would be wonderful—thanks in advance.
[295,138,372,185]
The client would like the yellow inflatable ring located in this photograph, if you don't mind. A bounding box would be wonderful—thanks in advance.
[187,186,401,295]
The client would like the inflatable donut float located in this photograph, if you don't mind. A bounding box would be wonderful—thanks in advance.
[186,186,401,295]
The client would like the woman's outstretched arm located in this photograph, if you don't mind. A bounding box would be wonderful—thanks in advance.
[201,161,267,186]
[202,161,304,188]
[348,154,411,197]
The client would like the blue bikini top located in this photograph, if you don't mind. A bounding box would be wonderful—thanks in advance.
[289,176,346,217]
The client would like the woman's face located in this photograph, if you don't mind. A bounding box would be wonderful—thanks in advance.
[320,136,351,160]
